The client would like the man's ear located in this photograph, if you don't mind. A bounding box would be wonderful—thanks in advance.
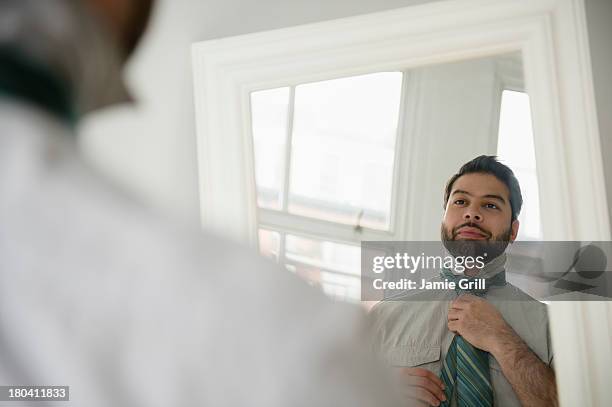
[510,219,520,242]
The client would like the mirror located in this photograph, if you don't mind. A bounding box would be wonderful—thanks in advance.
[192,1,612,403]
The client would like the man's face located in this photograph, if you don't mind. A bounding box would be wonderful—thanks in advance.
[441,173,519,261]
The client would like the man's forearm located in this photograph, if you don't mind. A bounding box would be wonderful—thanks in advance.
[491,330,558,407]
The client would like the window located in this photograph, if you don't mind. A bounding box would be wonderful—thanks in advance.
[251,72,404,302]
[496,90,542,240]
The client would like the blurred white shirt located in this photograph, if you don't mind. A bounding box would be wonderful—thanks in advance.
[0,98,399,407]
[0,1,400,406]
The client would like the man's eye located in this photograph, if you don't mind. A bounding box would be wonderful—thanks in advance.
[484,203,498,209]
[454,199,465,205]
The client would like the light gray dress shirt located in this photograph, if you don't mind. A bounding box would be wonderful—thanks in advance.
[369,253,554,407]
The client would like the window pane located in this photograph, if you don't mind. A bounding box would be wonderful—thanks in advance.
[258,229,280,261]
[250,87,290,210]
[319,271,361,301]
[284,234,361,302]
[497,90,542,240]
[288,72,403,230]
[285,234,360,274]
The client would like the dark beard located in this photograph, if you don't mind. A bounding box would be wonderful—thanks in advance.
[440,223,512,263]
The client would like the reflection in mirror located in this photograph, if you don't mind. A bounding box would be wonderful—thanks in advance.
[250,52,539,303]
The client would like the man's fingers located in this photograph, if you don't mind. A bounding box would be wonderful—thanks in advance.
[415,387,444,406]
[449,299,465,310]
[403,375,447,402]
[423,369,445,391]
[447,308,461,321]
[406,400,428,407]
[401,367,445,390]
[451,294,479,309]
[398,368,448,406]
[448,320,460,333]
[402,387,443,406]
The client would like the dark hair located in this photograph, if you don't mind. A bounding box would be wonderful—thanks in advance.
[122,0,155,60]
[443,155,523,221]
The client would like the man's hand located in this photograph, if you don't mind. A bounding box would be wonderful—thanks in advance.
[447,294,558,406]
[447,294,517,352]
[396,367,446,406]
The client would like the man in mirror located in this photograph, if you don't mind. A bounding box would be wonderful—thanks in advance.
[369,155,557,406]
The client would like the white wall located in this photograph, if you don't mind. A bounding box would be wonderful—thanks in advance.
[584,0,612,226]
[80,0,440,222]
[402,58,501,240]
[575,3,612,406]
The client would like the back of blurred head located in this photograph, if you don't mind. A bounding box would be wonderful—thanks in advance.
[85,0,154,61]
[0,0,154,117]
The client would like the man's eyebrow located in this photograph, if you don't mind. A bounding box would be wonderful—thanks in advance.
[483,194,507,204]
[451,189,471,197]
[451,190,507,205]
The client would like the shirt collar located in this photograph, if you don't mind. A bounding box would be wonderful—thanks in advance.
[472,252,507,280]
[442,253,508,295]
[0,0,131,120]
[0,47,76,125]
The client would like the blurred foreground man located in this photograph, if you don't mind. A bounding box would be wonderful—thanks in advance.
[370,156,557,407]
[0,1,399,406]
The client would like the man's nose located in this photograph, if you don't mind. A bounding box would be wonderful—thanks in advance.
[463,206,482,222]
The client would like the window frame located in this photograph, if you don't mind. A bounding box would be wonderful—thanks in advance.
[254,73,409,302]
[255,72,411,244]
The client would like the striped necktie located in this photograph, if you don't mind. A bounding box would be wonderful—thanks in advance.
[439,268,506,406]
[440,335,493,407]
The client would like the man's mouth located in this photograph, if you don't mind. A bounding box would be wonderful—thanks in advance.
[454,226,489,240]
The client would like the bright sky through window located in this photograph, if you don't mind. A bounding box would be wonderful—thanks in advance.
[289,73,402,230]
[497,90,542,240]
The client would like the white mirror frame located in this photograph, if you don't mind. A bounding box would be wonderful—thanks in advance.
[192,0,611,405]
